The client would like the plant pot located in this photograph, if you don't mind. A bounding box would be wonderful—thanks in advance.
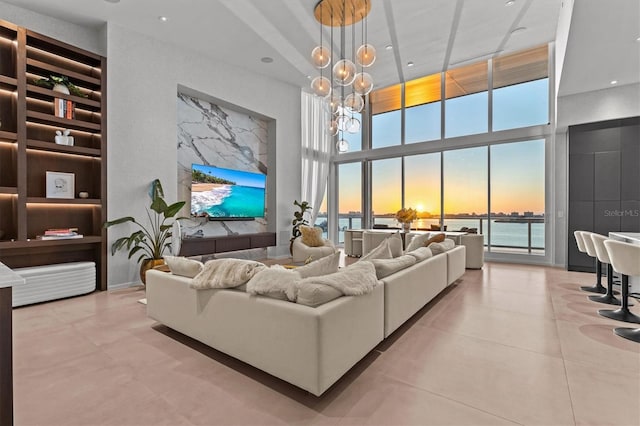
[140,258,165,285]
[402,222,411,232]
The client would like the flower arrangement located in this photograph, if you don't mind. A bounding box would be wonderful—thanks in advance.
[395,207,418,224]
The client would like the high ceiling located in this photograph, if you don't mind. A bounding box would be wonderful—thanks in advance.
[2,0,638,96]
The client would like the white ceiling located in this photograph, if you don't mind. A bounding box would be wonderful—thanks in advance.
[2,0,638,96]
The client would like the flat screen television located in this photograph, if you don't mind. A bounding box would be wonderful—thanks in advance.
[191,164,266,219]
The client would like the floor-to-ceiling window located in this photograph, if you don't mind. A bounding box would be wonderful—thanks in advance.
[338,162,362,243]
[490,140,545,254]
[332,44,551,259]
[443,147,488,236]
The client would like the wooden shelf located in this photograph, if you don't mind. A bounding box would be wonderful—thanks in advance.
[26,139,101,157]
[0,21,107,291]
[26,110,101,132]
[0,236,102,249]
[26,197,101,205]
[0,75,17,89]
[26,58,101,87]
[26,84,101,110]
[0,131,17,142]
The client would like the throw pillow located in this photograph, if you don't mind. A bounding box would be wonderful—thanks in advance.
[359,239,392,262]
[246,265,300,301]
[387,233,404,258]
[295,251,341,278]
[429,238,456,255]
[191,258,265,289]
[164,256,204,278]
[405,246,433,262]
[426,233,446,246]
[370,255,417,279]
[405,233,431,252]
[299,225,324,247]
[296,283,343,307]
[298,261,378,296]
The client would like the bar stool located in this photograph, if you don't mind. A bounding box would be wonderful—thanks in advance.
[588,233,623,305]
[598,240,640,325]
[577,231,606,294]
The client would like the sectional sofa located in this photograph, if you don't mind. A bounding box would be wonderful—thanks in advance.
[146,238,465,396]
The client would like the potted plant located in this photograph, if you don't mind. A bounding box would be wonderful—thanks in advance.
[33,74,87,97]
[290,200,312,254]
[104,179,186,284]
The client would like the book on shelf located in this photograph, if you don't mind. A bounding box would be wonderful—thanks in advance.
[53,98,75,119]
[37,233,84,240]
[44,227,78,236]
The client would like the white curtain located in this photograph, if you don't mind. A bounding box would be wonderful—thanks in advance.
[301,91,331,226]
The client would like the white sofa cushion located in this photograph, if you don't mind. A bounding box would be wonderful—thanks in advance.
[299,261,379,296]
[405,233,432,252]
[296,251,340,278]
[246,265,300,301]
[296,283,343,307]
[191,258,265,289]
[405,246,433,262]
[387,233,404,258]
[370,254,417,279]
[164,256,203,278]
[429,238,456,255]
[359,239,392,262]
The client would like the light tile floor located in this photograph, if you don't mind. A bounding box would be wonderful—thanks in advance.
[12,262,640,425]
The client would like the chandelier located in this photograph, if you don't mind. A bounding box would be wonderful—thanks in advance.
[311,0,376,153]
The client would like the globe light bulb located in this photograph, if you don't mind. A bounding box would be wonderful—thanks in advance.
[344,93,364,113]
[336,139,349,153]
[356,44,376,67]
[311,76,331,97]
[328,120,339,136]
[332,59,356,86]
[328,94,342,115]
[353,72,373,95]
[311,46,331,69]
[346,116,361,133]
[336,114,350,132]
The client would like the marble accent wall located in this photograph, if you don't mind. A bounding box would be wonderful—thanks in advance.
[177,92,268,244]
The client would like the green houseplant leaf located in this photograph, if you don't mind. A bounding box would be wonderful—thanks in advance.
[104,179,186,264]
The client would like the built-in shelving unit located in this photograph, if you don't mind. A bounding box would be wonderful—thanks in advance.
[0,19,107,290]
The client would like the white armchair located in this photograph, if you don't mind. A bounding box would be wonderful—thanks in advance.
[291,237,337,263]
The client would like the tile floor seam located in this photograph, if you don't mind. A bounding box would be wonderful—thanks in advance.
[425,322,565,360]
[550,283,581,426]
[381,375,525,426]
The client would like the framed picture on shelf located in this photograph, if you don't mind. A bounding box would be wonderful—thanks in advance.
[46,171,75,199]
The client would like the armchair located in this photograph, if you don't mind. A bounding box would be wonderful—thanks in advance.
[291,236,337,263]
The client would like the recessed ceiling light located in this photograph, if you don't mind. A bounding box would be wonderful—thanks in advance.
[511,27,527,34]
[610,80,618,85]
[261,57,274,63]
[104,0,120,3]
[385,45,393,50]
[505,0,515,5]
[158,16,168,22]
[636,36,640,41]
[407,61,414,67]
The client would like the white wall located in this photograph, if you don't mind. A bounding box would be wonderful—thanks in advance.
[106,23,301,287]
[553,82,640,266]
[0,1,103,55]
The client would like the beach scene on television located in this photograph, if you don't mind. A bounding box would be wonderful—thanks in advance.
[191,164,266,218]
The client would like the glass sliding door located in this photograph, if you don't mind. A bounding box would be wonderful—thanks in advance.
[490,140,545,254]
[338,162,362,243]
[443,147,488,235]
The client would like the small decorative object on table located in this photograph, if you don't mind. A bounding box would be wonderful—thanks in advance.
[78,191,89,199]
[395,207,418,232]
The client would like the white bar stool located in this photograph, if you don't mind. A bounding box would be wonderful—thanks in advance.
[598,240,640,326]
[589,233,623,305]
[576,231,606,294]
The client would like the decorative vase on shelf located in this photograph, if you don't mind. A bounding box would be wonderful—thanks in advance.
[402,222,411,232]
[52,84,70,95]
